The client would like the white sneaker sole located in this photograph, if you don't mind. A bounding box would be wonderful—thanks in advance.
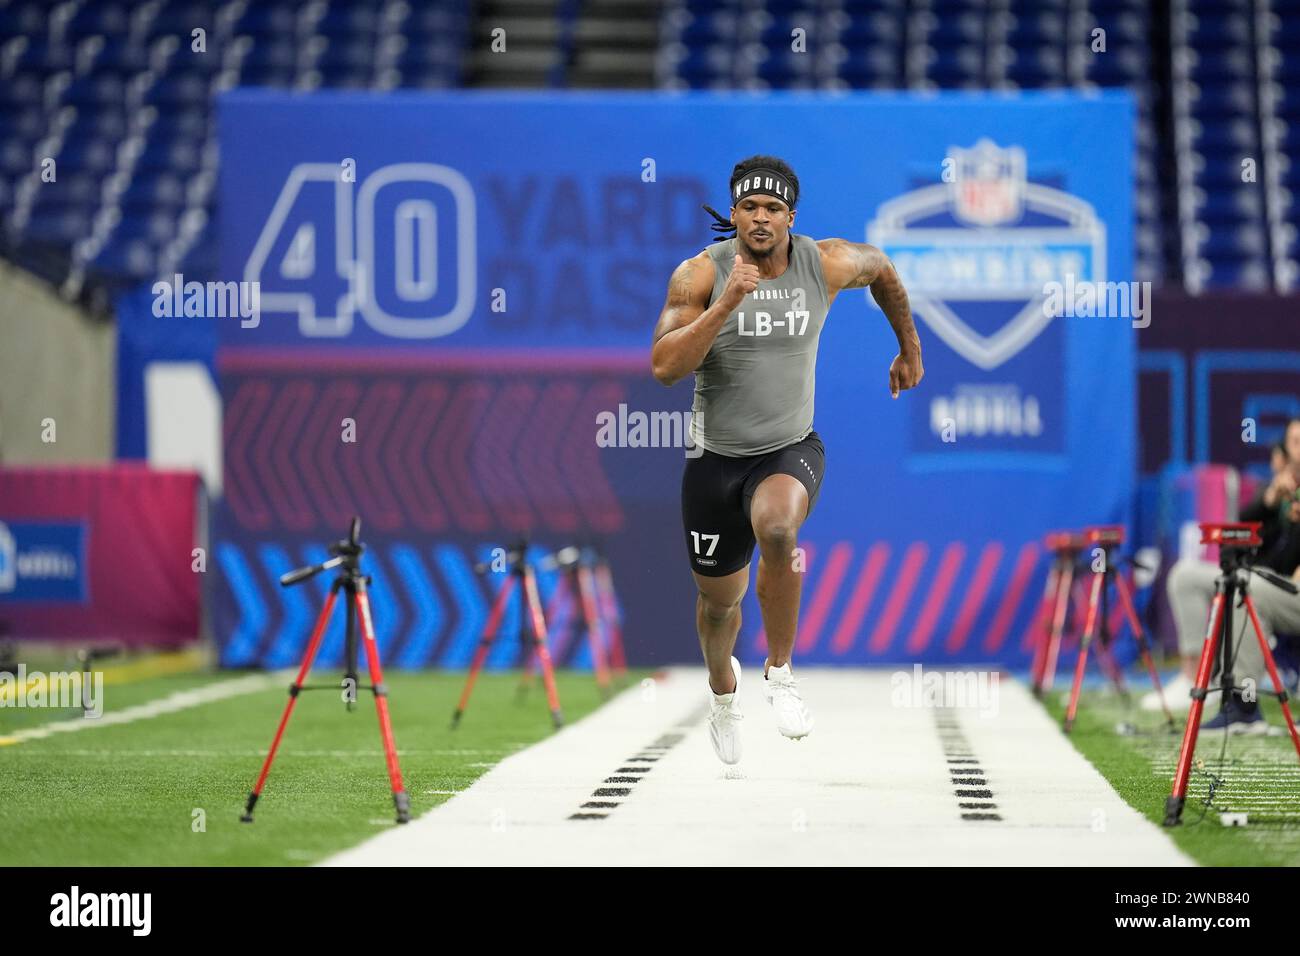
[778,724,813,740]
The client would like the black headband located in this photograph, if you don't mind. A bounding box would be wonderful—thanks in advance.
[731,168,796,208]
[702,168,798,242]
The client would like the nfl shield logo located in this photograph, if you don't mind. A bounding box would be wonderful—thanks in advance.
[949,139,1026,227]
[867,138,1105,371]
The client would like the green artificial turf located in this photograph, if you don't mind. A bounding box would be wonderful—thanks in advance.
[1040,683,1300,866]
[0,669,642,866]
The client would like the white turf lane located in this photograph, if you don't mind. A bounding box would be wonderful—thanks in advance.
[323,668,1192,866]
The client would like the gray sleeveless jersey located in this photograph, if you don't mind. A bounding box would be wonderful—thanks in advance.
[689,233,832,456]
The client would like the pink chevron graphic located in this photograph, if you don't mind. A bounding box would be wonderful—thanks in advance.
[345,381,406,531]
[475,382,538,531]
[982,542,1040,653]
[393,381,449,532]
[904,541,965,654]
[565,382,626,531]
[266,380,318,532]
[516,381,583,533]
[867,542,928,654]
[945,541,1003,654]
[223,367,632,534]
[830,542,889,654]
[432,382,494,533]
[796,541,853,654]
[223,380,274,530]
[313,380,364,529]
[293,381,349,529]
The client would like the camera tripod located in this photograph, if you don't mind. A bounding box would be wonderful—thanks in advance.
[520,545,627,698]
[241,518,410,824]
[452,540,564,730]
[1030,531,1086,696]
[592,550,629,681]
[1063,525,1172,731]
[1164,523,1300,826]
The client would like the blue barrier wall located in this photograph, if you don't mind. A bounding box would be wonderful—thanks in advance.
[212,89,1135,667]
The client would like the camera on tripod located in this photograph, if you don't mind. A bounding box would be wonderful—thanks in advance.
[1200,520,1262,552]
[1165,521,1300,826]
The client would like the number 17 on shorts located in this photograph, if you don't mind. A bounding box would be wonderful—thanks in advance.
[691,530,720,568]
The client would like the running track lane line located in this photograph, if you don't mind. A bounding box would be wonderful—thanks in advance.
[322,668,1194,866]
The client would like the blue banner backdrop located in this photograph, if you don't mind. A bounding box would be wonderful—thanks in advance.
[213,89,1135,668]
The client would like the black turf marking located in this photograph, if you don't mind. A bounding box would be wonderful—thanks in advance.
[568,702,708,822]
[934,706,1002,823]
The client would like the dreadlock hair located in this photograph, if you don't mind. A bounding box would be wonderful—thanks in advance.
[703,155,801,242]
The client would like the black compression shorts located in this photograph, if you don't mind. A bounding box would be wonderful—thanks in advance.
[680,430,825,577]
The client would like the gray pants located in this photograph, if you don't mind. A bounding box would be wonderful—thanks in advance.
[1167,557,1300,688]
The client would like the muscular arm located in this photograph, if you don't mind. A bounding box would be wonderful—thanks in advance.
[817,239,920,351]
[817,238,924,397]
[650,253,725,387]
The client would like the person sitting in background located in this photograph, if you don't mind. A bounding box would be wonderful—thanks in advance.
[1271,440,1290,478]
[1145,417,1300,732]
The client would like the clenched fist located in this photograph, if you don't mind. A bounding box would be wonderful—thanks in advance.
[889,348,924,399]
[721,254,760,309]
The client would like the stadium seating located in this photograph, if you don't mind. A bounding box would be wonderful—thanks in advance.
[0,0,1295,293]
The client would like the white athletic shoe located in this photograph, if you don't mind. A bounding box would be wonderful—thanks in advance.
[763,661,814,739]
[707,656,744,765]
[1140,672,1194,713]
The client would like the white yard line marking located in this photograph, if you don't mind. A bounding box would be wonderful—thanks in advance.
[323,668,1195,866]
[0,674,283,746]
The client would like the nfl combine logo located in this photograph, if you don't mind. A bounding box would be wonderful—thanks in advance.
[950,140,1026,227]
[867,139,1105,373]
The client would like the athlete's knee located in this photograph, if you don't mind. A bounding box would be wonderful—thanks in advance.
[753,518,798,556]
[697,589,742,625]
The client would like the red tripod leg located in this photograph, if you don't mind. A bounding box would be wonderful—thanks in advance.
[1242,594,1300,761]
[242,588,338,822]
[596,562,628,681]
[577,565,611,695]
[452,574,515,728]
[523,565,564,728]
[519,579,568,696]
[1064,568,1104,732]
[1165,590,1226,825]
[1092,602,1129,699]
[1115,571,1174,724]
[354,584,410,823]
[1029,560,1062,694]
[1041,559,1075,693]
